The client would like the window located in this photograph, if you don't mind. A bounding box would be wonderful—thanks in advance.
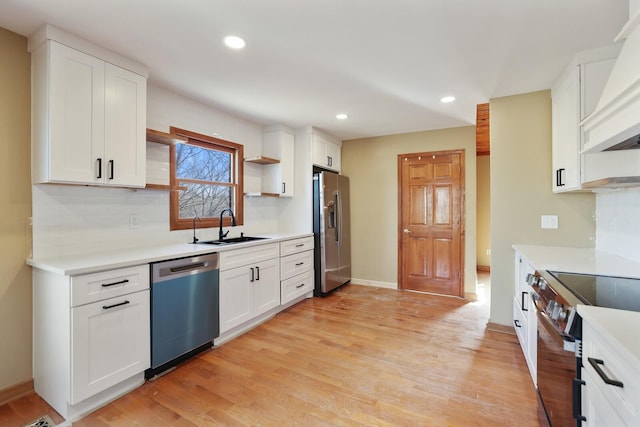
[169,127,244,230]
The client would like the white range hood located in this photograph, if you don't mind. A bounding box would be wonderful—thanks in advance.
[582,0,640,153]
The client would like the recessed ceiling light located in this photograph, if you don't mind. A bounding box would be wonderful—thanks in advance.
[224,35,246,49]
[336,113,349,120]
[440,96,456,103]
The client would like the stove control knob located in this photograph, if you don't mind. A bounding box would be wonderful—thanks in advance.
[539,279,547,290]
[551,303,564,321]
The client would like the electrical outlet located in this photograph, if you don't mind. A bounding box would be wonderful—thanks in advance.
[541,215,558,229]
[486,249,491,256]
[129,214,140,229]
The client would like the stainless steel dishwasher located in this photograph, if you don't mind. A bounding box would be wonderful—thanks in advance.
[146,253,219,379]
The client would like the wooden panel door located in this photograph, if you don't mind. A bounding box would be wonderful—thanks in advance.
[398,151,463,296]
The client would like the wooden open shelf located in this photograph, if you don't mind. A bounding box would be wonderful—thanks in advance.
[145,184,187,191]
[146,129,187,145]
[244,192,280,198]
[244,156,279,165]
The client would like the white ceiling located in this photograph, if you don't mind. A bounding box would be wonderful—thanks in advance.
[0,0,629,140]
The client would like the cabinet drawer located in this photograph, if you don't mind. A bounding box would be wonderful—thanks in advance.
[71,265,149,307]
[281,250,313,281]
[280,236,314,257]
[220,243,279,271]
[583,322,640,425]
[281,270,314,304]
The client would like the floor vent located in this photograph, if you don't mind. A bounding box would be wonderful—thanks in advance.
[24,415,56,427]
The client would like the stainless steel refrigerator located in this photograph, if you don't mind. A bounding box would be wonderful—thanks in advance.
[313,170,351,295]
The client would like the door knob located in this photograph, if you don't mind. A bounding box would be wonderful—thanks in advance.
[403,228,411,233]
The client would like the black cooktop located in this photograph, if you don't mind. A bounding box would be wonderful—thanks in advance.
[549,271,640,312]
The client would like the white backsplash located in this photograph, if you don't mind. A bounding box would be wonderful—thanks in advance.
[596,187,640,262]
[32,184,279,258]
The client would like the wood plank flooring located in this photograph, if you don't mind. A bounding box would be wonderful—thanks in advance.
[1,284,546,426]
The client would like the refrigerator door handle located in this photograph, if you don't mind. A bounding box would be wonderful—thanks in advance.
[335,192,340,244]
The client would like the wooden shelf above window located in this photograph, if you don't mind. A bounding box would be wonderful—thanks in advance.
[146,129,188,145]
[244,156,279,165]
[145,184,187,191]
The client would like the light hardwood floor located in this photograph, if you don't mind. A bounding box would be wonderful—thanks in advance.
[1,283,546,426]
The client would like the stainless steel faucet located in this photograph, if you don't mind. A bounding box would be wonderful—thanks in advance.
[218,208,236,240]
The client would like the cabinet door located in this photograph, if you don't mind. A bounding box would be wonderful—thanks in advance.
[104,63,146,187]
[252,258,280,316]
[325,140,341,172]
[49,41,105,184]
[71,290,150,404]
[311,134,328,168]
[582,368,627,426]
[551,67,580,192]
[219,267,253,333]
[280,132,294,196]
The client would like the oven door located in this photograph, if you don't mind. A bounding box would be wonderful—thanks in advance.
[535,300,580,426]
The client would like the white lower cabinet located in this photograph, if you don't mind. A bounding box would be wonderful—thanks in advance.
[280,236,314,304]
[219,243,280,334]
[581,317,640,426]
[513,250,537,385]
[71,290,150,404]
[33,264,150,420]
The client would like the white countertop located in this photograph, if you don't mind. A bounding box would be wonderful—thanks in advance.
[512,244,640,279]
[27,233,312,276]
[578,305,640,370]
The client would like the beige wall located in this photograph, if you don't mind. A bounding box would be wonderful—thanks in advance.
[476,155,491,267]
[341,126,477,295]
[0,28,32,390]
[490,90,595,325]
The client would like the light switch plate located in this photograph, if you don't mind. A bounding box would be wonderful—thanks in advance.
[541,215,558,229]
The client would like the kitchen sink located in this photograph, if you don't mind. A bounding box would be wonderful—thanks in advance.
[198,236,269,245]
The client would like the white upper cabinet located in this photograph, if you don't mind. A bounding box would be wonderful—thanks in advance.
[311,132,341,172]
[551,46,620,192]
[31,28,147,188]
[263,127,295,197]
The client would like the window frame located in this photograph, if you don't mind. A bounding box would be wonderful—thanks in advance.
[169,126,244,231]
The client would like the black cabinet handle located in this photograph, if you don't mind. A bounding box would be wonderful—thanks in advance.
[296,283,305,289]
[96,158,102,179]
[588,357,624,387]
[101,279,129,288]
[556,168,565,187]
[282,182,286,194]
[256,266,260,281]
[102,300,130,310]
[521,291,528,312]
[514,319,521,328]
[108,160,115,180]
[295,243,304,247]
[573,378,587,422]
[250,267,255,282]
[295,262,304,267]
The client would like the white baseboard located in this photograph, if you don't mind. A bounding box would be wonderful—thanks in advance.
[350,278,397,289]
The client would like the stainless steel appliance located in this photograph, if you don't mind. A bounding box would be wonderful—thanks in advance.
[530,270,640,426]
[313,170,351,295]
[146,253,220,378]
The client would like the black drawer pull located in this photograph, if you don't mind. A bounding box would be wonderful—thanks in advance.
[96,158,102,179]
[108,159,115,180]
[103,300,130,310]
[295,244,304,247]
[101,279,129,288]
[588,357,624,388]
[296,283,305,289]
[256,266,260,281]
[295,262,304,266]
[514,319,521,328]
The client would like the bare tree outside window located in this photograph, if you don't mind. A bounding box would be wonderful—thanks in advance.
[176,144,233,219]
[169,127,244,231]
